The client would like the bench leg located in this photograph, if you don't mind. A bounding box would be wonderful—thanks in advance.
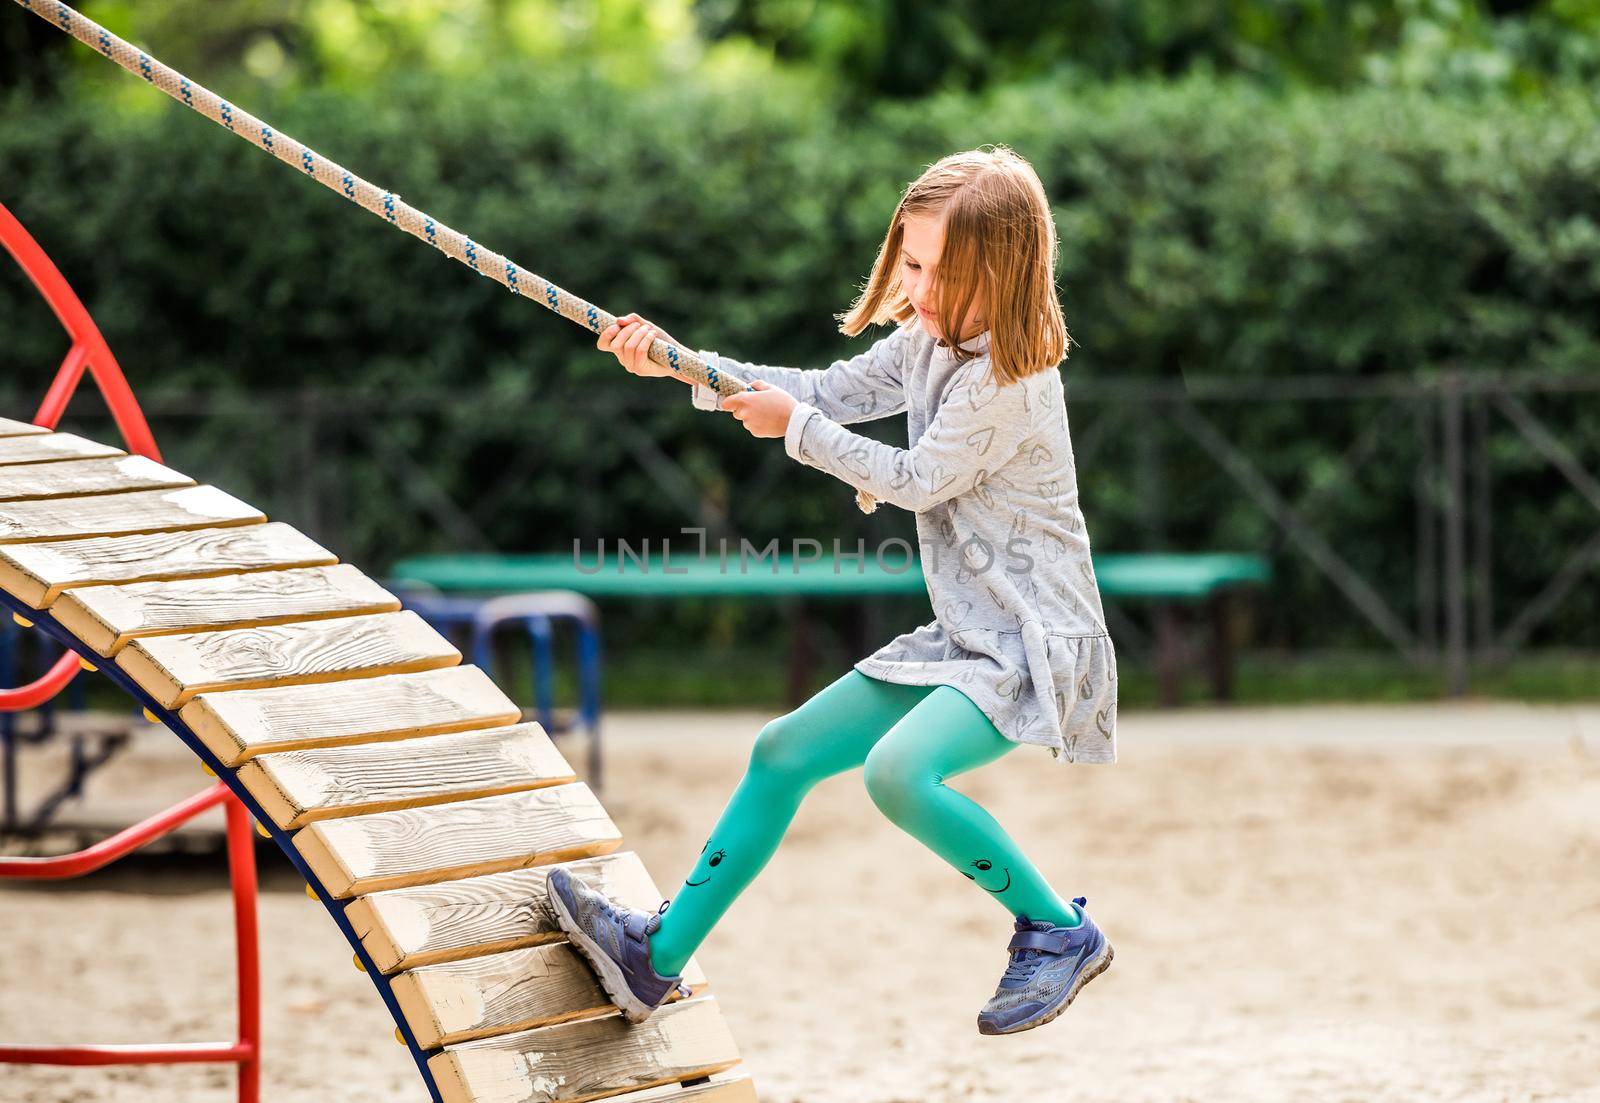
[1155,602,1183,708]
[787,600,814,708]
[1208,592,1235,703]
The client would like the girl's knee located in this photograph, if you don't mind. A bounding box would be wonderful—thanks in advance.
[862,744,935,820]
[748,711,823,782]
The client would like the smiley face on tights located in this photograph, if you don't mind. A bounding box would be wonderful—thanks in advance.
[962,858,1011,894]
[685,840,727,887]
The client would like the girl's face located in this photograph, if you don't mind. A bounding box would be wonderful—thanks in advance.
[899,211,985,344]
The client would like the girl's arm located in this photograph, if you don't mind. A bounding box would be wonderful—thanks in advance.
[592,313,907,427]
[784,357,1033,514]
[690,322,915,425]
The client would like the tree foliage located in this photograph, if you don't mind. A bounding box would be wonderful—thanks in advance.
[2,70,1597,650]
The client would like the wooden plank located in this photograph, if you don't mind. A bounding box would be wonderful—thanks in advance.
[0,454,194,502]
[0,485,263,545]
[0,522,336,608]
[0,418,48,439]
[607,1072,758,1103]
[238,720,573,829]
[52,564,399,656]
[394,943,711,1048]
[181,665,520,767]
[347,852,662,974]
[428,996,742,1103]
[0,432,122,466]
[294,783,620,898]
[116,609,459,709]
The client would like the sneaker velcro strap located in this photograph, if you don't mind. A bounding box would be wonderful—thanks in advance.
[1008,929,1073,955]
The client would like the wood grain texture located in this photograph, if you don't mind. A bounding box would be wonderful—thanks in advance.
[181,665,520,767]
[294,783,621,898]
[347,852,662,974]
[0,432,122,466]
[0,428,757,1094]
[605,1073,757,1103]
[0,522,337,608]
[52,564,399,656]
[0,418,49,439]
[238,720,573,828]
[0,454,193,502]
[427,996,742,1103]
[116,608,459,708]
[394,942,710,1048]
[0,485,263,545]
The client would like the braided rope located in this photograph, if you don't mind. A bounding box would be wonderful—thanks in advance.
[13,0,753,399]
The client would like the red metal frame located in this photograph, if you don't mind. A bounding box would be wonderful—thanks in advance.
[0,199,262,1102]
[0,201,160,456]
[0,197,162,714]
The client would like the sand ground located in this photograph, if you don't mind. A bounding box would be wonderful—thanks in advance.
[3,702,1599,1103]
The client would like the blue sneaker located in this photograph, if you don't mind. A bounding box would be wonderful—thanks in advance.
[977,897,1113,1035]
[546,865,692,1024]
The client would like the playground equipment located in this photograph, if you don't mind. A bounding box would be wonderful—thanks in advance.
[2,5,761,1092]
[0,430,758,1103]
[0,206,756,1100]
[0,418,759,1101]
[0,194,268,1095]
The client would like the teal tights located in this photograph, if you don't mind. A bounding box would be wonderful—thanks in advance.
[647,670,1080,977]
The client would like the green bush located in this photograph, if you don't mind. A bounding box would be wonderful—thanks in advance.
[1,71,1596,655]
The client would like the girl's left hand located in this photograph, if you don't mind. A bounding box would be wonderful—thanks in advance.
[719,380,798,439]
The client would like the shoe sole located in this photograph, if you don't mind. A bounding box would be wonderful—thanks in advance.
[547,874,658,1024]
[977,938,1115,1036]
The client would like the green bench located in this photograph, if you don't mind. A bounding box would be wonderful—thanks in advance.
[390,552,1270,707]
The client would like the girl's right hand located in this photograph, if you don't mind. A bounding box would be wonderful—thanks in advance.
[598,312,684,379]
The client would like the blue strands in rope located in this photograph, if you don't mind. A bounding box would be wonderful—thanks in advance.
[138,52,152,81]
[383,192,396,223]
[545,285,559,309]
[180,78,193,105]
[585,305,600,331]
[53,2,68,29]
[261,125,274,152]
[465,239,479,271]
[220,101,234,131]
[97,29,109,56]
[302,150,315,175]
[667,347,681,372]
[342,172,355,199]
[505,261,520,294]
[424,217,437,245]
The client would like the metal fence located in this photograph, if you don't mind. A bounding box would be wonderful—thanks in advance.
[4,370,1595,691]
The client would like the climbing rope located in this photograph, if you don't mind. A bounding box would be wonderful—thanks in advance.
[11,0,750,400]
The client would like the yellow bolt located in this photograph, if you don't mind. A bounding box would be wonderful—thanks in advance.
[306,883,318,900]
[11,613,32,628]
[79,657,97,673]
[353,953,367,973]
[395,1028,406,1046]
[142,708,159,724]
[255,821,271,839]
[201,762,216,777]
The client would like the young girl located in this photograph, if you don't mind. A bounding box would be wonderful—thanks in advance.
[547,146,1118,1036]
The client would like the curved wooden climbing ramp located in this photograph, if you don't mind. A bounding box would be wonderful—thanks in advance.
[0,417,758,1103]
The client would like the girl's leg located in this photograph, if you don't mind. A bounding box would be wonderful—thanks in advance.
[647,670,936,976]
[860,685,1081,928]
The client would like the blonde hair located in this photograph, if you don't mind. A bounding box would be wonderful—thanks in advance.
[837,144,1070,386]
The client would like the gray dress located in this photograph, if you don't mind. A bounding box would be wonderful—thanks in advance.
[691,320,1118,765]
